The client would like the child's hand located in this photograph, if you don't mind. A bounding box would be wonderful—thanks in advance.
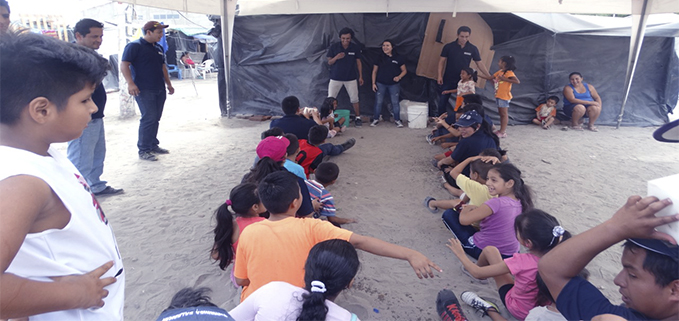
[446,237,466,258]
[50,261,117,310]
[406,251,442,279]
[608,196,678,243]
[435,118,448,127]
[311,198,322,213]
[440,112,448,119]
[460,204,477,215]
[479,156,500,164]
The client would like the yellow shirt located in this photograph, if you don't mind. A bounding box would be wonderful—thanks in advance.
[456,174,494,206]
[493,70,516,101]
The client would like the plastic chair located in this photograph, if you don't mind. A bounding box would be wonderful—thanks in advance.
[199,59,215,78]
[166,64,182,80]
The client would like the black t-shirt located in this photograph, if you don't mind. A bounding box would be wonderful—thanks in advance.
[91,82,107,119]
[375,54,405,85]
[440,40,481,85]
[327,42,361,81]
[270,115,317,141]
[556,277,654,321]
[450,129,497,176]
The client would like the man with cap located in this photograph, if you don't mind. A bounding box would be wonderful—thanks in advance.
[67,18,123,196]
[539,196,679,321]
[122,21,175,161]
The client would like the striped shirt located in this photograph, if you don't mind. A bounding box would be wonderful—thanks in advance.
[305,180,336,217]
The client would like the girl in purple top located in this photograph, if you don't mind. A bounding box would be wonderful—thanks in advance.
[447,210,571,320]
[444,163,533,259]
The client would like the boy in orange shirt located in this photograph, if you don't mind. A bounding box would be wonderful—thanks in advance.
[532,96,558,129]
[234,171,441,301]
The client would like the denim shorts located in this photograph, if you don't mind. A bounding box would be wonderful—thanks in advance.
[496,98,511,108]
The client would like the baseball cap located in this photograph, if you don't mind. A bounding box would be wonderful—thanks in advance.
[143,21,169,32]
[256,136,290,162]
[653,119,679,143]
[454,110,483,128]
[155,306,234,321]
[628,238,679,262]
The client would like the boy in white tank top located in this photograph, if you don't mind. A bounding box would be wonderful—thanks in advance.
[0,32,124,320]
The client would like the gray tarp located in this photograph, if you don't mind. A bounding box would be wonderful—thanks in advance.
[227,13,678,126]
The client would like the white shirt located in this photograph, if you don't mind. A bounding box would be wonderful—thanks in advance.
[525,306,567,321]
[0,146,124,320]
[229,281,358,321]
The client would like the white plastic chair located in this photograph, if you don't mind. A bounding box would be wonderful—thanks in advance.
[199,59,215,79]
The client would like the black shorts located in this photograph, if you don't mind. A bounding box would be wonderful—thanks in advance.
[498,283,514,307]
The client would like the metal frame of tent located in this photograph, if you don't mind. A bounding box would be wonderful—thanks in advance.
[115,0,679,126]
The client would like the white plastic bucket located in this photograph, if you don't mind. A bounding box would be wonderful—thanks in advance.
[406,102,428,129]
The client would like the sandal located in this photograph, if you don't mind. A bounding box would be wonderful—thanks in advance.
[571,125,584,131]
[423,196,439,213]
[587,126,599,132]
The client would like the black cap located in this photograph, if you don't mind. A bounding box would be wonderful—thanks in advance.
[628,238,679,262]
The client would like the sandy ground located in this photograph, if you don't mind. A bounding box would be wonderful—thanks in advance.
[52,78,679,320]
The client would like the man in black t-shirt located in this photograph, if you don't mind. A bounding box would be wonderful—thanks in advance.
[437,26,490,116]
[67,19,123,196]
[539,196,679,321]
[327,28,364,127]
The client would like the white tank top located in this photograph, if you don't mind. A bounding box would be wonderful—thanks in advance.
[0,146,124,320]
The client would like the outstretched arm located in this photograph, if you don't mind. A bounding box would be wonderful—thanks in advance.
[349,234,442,279]
[539,196,677,303]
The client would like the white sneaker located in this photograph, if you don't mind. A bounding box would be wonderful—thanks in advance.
[460,291,498,316]
[395,120,404,128]
[370,119,379,127]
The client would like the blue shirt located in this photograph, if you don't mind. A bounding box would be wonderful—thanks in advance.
[557,277,653,321]
[122,38,166,91]
[451,129,497,176]
[327,42,361,81]
[270,115,317,140]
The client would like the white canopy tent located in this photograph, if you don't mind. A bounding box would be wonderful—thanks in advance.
[117,0,679,125]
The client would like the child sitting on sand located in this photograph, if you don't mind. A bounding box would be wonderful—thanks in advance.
[305,162,356,227]
[0,32,124,319]
[297,125,355,178]
[448,209,571,320]
[443,163,533,260]
[282,133,306,179]
[233,171,441,301]
[532,96,558,129]
[230,239,360,320]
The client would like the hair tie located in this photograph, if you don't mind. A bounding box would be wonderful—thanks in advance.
[549,225,565,246]
[310,280,326,293]
[225,200,232,206]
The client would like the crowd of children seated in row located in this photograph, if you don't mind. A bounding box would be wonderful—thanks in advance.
[1,32,676,321]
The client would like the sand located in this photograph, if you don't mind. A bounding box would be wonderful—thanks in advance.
[52,78,679,320]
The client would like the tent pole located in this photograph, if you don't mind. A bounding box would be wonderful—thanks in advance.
[616,0,651,129]
[220,0,232,118]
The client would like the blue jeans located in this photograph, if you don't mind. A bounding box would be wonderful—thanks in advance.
[135,89,167,153]
[373,83,401,121]
[319,143,344,156]
[67,118,107,193]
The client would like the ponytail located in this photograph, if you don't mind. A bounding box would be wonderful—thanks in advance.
[212,203,236,270]
[514,209,570,255]
[243,157,283,184]
[297,240,359,321]
[461,67,478,83]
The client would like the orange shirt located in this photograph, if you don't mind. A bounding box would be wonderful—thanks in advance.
[493,70,516,101]
[535,104,556,118]
[234,217,353,301]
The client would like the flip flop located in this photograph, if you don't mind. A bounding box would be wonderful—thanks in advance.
[587,126,599,132]
[423,196,439,213]
[571,125,584,131]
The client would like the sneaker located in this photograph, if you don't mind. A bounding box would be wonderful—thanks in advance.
[460,291,499,316]
[370,119,379,127]
[395,120,404,128]
[355,117,362,127]
[93,186,124,196]
[460,265,488,284]
[426,134,435,145]
[151,147,170,154]
[139,151,158,161]
[340,138,356,151]
[436,289,469,321]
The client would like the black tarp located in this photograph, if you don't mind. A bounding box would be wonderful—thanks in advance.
[226,13,678,126]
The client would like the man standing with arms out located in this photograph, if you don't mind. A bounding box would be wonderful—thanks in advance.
[437,26,490,116]
[0,0,10,34]
[121,21,174,161]
[327,27,364,127]
[68,19,123,196]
